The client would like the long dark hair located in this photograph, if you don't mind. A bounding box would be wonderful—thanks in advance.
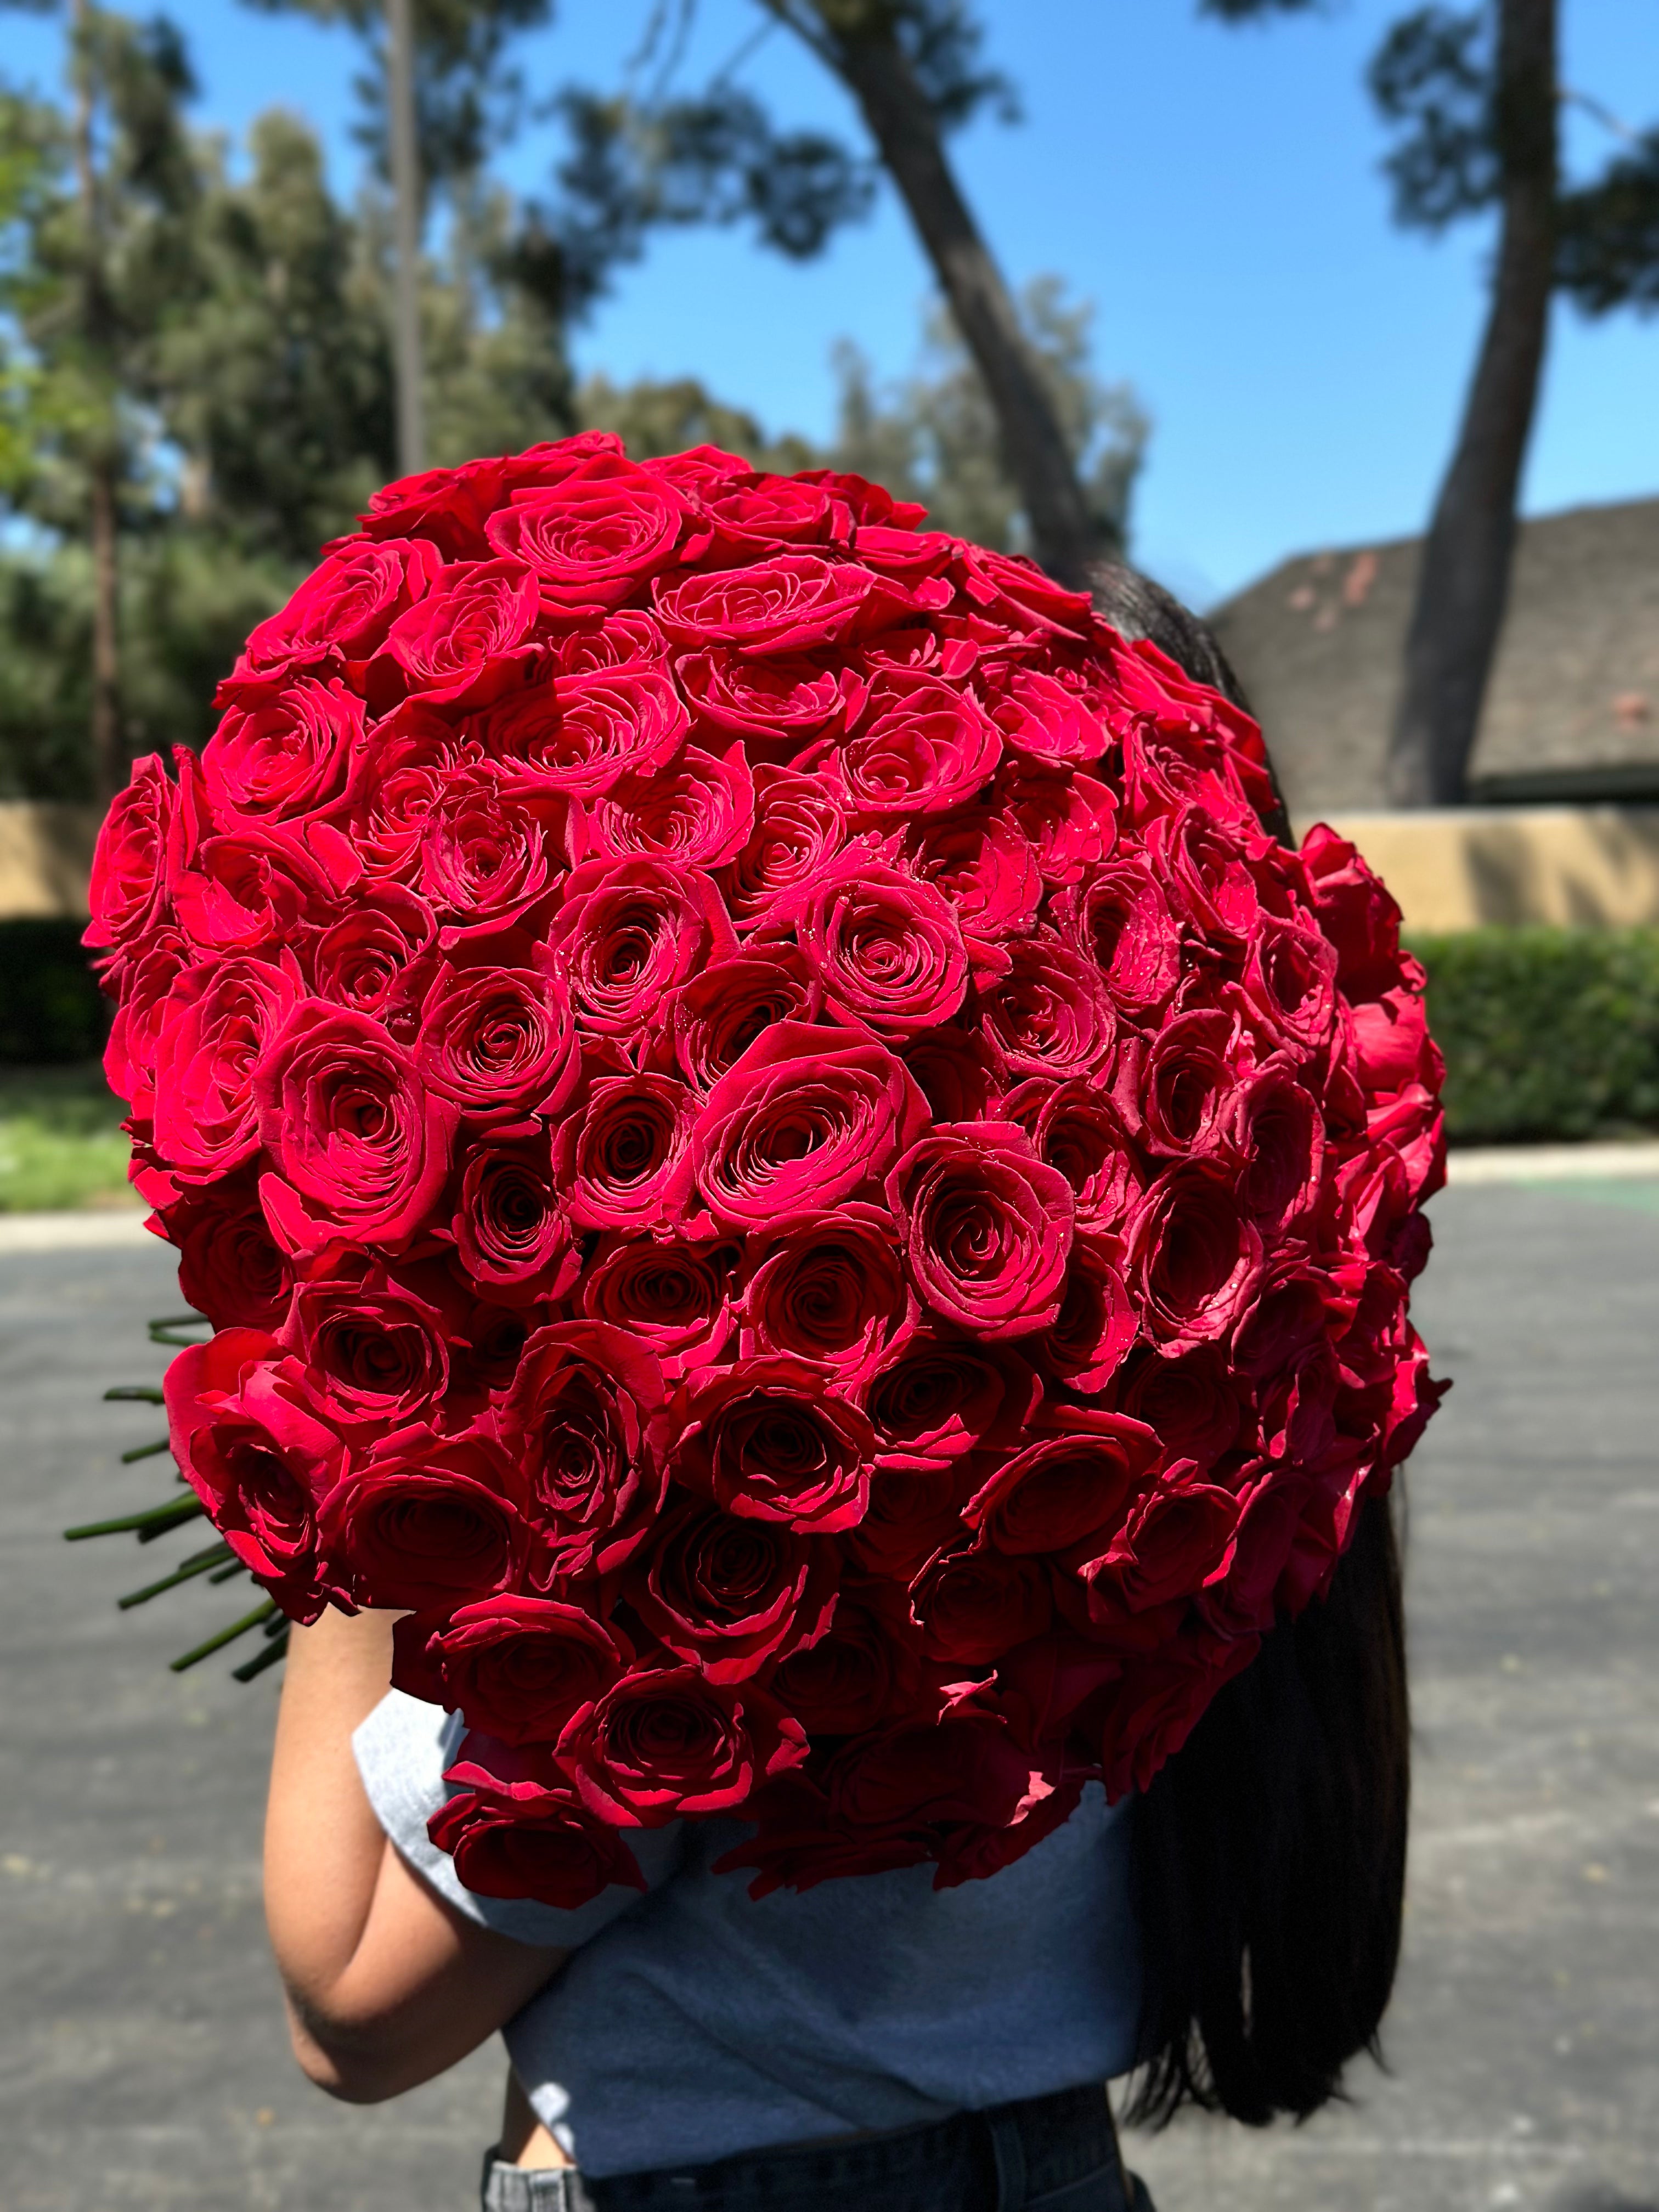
[1089,561,1412,2125]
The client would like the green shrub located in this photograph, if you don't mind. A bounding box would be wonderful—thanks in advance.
[0,918,106,1063]
[1411,927,1659,1144]
[0,1063,134,1211]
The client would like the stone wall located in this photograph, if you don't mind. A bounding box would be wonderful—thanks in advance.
[1308,806,1659,932]
[0,803,101,920]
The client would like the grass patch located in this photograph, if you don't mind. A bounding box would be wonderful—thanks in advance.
[0,1063,137,1212]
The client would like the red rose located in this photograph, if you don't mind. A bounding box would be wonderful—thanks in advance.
[163,1329,346,1620]
[428,1786,647,1909]
[416,960,576,1119]
[905,809,1041,946]
[579,741,756,871]
[1125,1159,1265,1352]
[86,752,176,950]
[254,1003,457,1252]
[667,948,815,1094]
[1063,857,1180,1017]
[785,859,969,1038]
[699,475,853,560]
[484,457,702,612]
[167,1179,295,1332]
[770,1584,921,1736]
[285,1265,451,1431]
[454,1133,578,1304]
[150,955,302,1184]
[104,930,189,1117]
[230,536,443,684]
[964,1410,1160,1558]
[669,1355,876,1533]
[1240,917,1338,1053]
[980,661,1110,765]
[909,1539,1052,1665]
[578,1236,737,1376]
[550,608,669,674]
[413,1596,629,1745]
[887,1122,1075,1340]
[994,762,1116,886]
[498,1322,667,1578]
[202,678,365,825]
[311,887,437,1025]
[1042,1234,1138,1393]
[558,1072,692,1232]
[172,826,336,955]
[866,1328,1041,1474]
[348,707,458,881]
[826,1709,1036,1837]
[827,669,1001,817]
[543,856,736,1041]
[414,763,560,927]
[691,1025,922,1228]
[1228,1069,1324,1228]
[655,554,901,655]
[1084,1475,1240,1616]
[487,664,688,799]
[1150,802,1260,953]
[720,767,852,928]
[978,937,1115,1081]
[900,1028,1005,1125]
[375,558,540,708]
[1095,1633,1260,1800]
[1117,1346,1243,1468]
[1026,1078,1139,1236]
[1133,1007,1241,1158]
[627,1499,839,1683]
[739,1203,912,1385]
[679,651,854,751]
[319,1432,529,1610]
[557,1665,807,1822]
[1350,983,1438,1097]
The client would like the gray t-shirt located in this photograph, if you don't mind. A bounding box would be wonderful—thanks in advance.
[354,1690,1142,2180]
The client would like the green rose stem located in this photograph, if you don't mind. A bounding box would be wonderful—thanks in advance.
[65,1494,206,1542]
[170,1598,279,1674]
[117,1540,235,1609]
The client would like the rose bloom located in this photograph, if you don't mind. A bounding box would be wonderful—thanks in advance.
[499,1321,667,1578]
[311,886,437,1025]
[411,1596,630,1746]
[1062,856,1180,1018]
[580,742,756,871]
[556,1664,807,1824]
[963,1409,1160,1560]
[255,1003,457,1252]
[887,1122,1075,1340]
[559,1072,692,1232]
[668,1355,876,1533]
[163,1328,347,1620]
[904,810,1042,946]
[626,1498,839,1683]
[150,954,302,1184]
[543,856,736,1041]
[415,763,560,926]
[668,949,815,1094]
[485,456,701,612]
[785,860,969,1039]
[829,669,1002,819]
[285,1266,451,1431]
[909,1538,1052,1667]
[202,678,365,825]
[375,558,540,709]
[720,767,852,928]
[172,826,336,956]
[687,1021,929,1228]
[579,1236,738,1376]
[230,535,443,684]
[487,665,688,800]
[678,651,854,753]
[1124,1159,1266,1352]
[655,554,891,656]
[740,1203,912,1386]
[85,751,177,951]
[416,961,577,1120]
[977,937,1115,1082]
[319,1432,531,1610]
[167,1179,294,1332]
[454,1135,577,1304]
[429,1786,647,1909]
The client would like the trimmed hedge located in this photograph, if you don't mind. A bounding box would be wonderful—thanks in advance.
[0,918,106,1063]
[1413,927,1659,1144]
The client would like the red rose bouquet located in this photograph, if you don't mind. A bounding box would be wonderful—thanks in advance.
[86,433,1444,1902]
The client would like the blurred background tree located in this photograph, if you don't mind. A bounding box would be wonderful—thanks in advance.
[0,0,1144,802]
[1209,0,1659,806]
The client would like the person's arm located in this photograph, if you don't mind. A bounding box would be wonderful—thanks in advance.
[263,1606,567,2105]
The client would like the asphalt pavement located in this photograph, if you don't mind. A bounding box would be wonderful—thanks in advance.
[2,1183,1656,2212]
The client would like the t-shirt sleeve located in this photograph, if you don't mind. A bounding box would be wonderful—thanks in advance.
[353,1688,685,1950]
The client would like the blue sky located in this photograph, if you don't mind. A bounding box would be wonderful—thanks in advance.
[6,0,1656,605]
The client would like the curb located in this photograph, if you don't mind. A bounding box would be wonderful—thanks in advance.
[0,1210,156,1254]
[1444,1141,1659,1187]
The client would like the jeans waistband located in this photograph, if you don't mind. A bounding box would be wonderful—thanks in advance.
[479,2084,1155,2212]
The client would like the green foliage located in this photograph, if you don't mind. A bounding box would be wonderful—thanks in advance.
[827,278,1147,555]
[0,1060,134,1211]
[1556,128,1659,315]
[1414,927,1659,1143]
[0,918,105,1061]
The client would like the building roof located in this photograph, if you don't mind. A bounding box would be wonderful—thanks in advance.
[1206,495,1659,817]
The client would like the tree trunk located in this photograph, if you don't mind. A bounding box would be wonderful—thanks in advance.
[88,457,123,805]
[1387,0,1558,806]
[70,0,123,805]
[795,8,1106,587]
[386,0,427,476]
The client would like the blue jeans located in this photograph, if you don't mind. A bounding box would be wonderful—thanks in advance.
[479,2085,1155,2212]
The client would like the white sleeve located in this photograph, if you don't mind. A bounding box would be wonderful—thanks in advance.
[352,1688,685,1950]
